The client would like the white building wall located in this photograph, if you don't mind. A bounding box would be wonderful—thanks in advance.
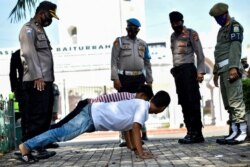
[57,0,146,45]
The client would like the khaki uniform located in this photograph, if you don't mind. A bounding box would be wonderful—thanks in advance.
[171,26,206,72]
[19,18,54,82]
[111,36,153,84]
[19,18,54,141]
[213,18,246,123]
[170,26,206,134]
[111,35,152,142]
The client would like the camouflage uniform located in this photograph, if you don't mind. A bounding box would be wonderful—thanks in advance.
[212,16,245,124]
[210,2,247,145]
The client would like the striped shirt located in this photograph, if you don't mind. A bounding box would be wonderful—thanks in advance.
[90,92,136,103]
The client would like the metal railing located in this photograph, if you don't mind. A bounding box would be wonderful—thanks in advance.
[0,99,21,153]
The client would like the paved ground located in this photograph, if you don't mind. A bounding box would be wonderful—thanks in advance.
[1,126,250,167]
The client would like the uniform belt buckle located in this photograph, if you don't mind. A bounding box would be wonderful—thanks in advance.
[132,71,140,75]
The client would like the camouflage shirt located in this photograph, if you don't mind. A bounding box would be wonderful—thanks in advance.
[213,17,244,74]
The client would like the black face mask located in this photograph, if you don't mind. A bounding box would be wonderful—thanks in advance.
[243,63,249,69]
[215,14,227,27]
[126,27,139,39]
[173,25,183,34]
[41,12,52,27]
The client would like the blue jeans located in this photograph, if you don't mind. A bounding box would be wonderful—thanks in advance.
[24,104,95,150]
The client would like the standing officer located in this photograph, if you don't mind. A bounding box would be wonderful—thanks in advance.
[9,49,25,131]
[19,1,59,158]
[169,11,206,144]
[209,3,247,145]
[111,18,153,147]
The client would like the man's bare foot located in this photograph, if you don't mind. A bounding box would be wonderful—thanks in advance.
[19,143,30,155]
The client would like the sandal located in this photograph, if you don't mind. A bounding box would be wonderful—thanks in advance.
[17,153,38,164]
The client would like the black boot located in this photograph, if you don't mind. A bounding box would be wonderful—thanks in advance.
[216,122,238,145]
[178,127,191,143]
[179,130,204,144]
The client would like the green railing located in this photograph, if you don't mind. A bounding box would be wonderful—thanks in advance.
[0,97,21,153]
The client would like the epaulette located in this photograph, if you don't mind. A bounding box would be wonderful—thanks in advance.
[113,39,119,48]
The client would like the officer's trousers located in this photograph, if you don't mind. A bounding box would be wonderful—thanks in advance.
[118,74,147,139]
[171,63,203,132]
[219,71,246,123]
[22,81,53,142]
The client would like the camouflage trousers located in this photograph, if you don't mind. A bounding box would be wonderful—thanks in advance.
[219,71,246,123]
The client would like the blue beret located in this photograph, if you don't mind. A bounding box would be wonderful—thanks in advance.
[127,18,141,27]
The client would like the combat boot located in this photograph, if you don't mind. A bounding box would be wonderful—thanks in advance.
[227,122,248,145]
[178,127,191,143]
[216,122,238,144]
[179,131,204,144]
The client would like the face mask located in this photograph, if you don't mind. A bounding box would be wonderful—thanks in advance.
[243,63,249,69]
[215,14,227,27]
[41,12,53,27]
[126,27,139,39]
[172,25,183,34]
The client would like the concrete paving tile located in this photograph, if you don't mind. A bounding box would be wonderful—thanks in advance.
[1,136,250,167]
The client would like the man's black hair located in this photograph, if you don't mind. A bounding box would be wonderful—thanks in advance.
[151,91,171,107]
[35,1,57,15]
[136,85,154,100]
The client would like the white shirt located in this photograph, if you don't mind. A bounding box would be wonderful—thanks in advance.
[91,99,149,131]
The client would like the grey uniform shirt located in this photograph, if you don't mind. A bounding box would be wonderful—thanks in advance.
[111,36,153,83]
[170,26,206,74]
[19,18,54,82]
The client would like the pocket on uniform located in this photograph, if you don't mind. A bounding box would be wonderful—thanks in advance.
[36,34,49,49]
[175,41,187,54]
[138,45,145,58]
[121,43,132,57]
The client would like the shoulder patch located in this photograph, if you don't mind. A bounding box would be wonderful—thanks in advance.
[233,24,240,32]
[230,23,243,42]
[113,39,119,48]
[192,31,199,41]
[25,27,33,35]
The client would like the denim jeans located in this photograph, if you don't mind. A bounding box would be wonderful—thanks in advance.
[24,104,95,150]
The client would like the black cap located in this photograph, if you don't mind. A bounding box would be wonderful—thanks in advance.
[169,11,183,23]
[36,1,59,19]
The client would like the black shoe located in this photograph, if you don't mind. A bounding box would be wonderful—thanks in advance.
[45,143,59,149]
[178,133,191,143]
[227,139,246,145]
[142,136,148,141]
[15,153,38,164]
[14,150,35,156]
[119,142,127,147]
[34,149,56,159]
[14,151,22,156]
[178,133,204,144]
[216,138,230,145]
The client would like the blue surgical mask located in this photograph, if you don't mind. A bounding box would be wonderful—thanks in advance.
[215,14,227,27]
